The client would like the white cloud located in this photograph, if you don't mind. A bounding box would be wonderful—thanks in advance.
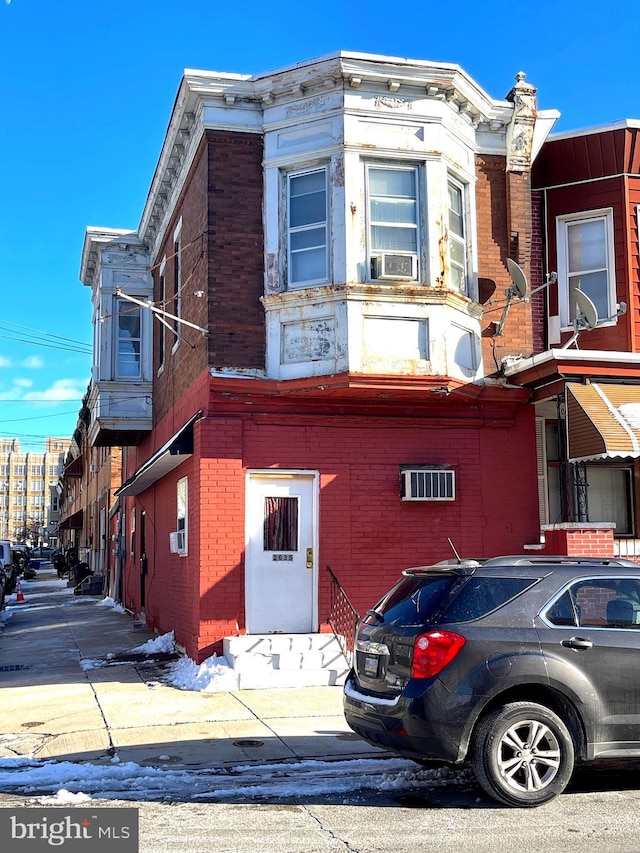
[23,378,86,401]
[13,378,33,388]
[0,355,45,369]
[21,355,44,368]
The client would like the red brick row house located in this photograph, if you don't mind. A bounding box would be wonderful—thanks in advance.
[77,52,567,675]
[506,121,640,557]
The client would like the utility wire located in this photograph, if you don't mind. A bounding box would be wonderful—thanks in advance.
[0,320,91,349]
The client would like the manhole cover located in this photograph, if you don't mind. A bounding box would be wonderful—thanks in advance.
[21,721,44,728]
[232,739,264,748]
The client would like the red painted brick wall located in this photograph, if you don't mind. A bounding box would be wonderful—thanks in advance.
[145,396,539,660]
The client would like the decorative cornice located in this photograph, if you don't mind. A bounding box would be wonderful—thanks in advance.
[137,53,525,255]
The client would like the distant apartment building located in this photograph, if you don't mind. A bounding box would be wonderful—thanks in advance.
[0,437,70,544]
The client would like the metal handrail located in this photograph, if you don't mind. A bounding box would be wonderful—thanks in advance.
[326,565,360,667]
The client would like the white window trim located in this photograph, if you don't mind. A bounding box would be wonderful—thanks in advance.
[176,476,188,556]
[366,162,421,283]
[158,255,167,374]
[556,207,616,330]
[286,166,329,289]
[172,218,183,354]
[114,297,142,380]
[447,175,469,296]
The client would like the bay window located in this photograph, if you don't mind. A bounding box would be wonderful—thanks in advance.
[448,178,467,294]
[116,299,142,379]
[368,164,419,281]
[287,167,328,287]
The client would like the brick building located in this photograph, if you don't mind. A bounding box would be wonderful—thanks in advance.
[78,52,561,675]
[0,437,68,546]
[506,120,640,557]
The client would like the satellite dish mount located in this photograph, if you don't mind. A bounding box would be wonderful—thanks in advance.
[494,259,528,337]
[562,289,599,349]
[493,260,558,337]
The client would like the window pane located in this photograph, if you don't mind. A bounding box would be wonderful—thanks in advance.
[264,496,298,551]
[586,466,632,535]
[569,271,608,320]
[119,308,140,339]
[291,248,327,282]
[290,170,325,197]
[370,198,416,224]
[290,172,326,228]
[568,220,606,272]
[117,302,141,377]
[449,239,465,267]
[369,169,415,198]
[291,227,326,251]
[290,192,326,228]
[448,183,464,237]
[371,225,417,253]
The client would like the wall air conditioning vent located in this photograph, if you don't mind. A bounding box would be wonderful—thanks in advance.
[400,467,455,501]
[371,253,418,281]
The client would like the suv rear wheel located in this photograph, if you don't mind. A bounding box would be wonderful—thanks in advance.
[471,701,575,807]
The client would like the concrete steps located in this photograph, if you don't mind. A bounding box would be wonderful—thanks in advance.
[222,634,350,689]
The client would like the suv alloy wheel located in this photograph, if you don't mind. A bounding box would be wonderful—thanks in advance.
[471,701,575,807]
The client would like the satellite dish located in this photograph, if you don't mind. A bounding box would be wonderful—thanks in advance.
[494,259,529,336]
[506,258,528,299]
[575,289,598,330]
[562,288,599,349]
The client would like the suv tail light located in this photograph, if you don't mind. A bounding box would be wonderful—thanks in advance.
[410,630,466,678]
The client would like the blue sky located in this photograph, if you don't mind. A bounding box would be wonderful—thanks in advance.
[0,0,637,451]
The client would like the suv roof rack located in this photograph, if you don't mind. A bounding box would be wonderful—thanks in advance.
[482,555,640,568]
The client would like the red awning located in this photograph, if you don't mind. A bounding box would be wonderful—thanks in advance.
[63,456,83,477]
[58,509,84,530]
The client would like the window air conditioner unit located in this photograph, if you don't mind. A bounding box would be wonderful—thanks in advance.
[371,253,418,281]
[400,468,456,501]
[169,530,186,554]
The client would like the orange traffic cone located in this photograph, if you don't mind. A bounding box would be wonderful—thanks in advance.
[16,580,25,602]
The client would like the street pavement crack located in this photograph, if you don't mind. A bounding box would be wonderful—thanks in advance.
[301,804,361,852]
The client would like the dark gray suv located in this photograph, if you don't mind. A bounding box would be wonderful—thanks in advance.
[343,556,640,807]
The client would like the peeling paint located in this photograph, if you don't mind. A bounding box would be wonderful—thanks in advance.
[265,253,279,293]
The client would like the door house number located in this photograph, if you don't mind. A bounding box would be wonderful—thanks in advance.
[272,554,293,561]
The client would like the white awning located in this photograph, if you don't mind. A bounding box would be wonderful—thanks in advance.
[115,413,200,497]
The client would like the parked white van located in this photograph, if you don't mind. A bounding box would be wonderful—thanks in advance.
[0,539,11,606]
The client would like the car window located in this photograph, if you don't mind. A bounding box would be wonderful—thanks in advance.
[370,576,459,626]
[546,578,640,629]
[441,577,537,623]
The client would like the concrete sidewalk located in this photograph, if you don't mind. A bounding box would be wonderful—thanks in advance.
[0,565,385,771]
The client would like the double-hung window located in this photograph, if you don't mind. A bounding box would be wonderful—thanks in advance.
[287,168,328,287]
[448,178,467,294]
[158,257,166,371]
[557,209,615,327]
[172,220,183,350]
[176,477,188,555]
[116,299,142,379]
[368,164,418,280]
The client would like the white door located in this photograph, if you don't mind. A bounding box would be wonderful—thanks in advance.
[245,472,318,634]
